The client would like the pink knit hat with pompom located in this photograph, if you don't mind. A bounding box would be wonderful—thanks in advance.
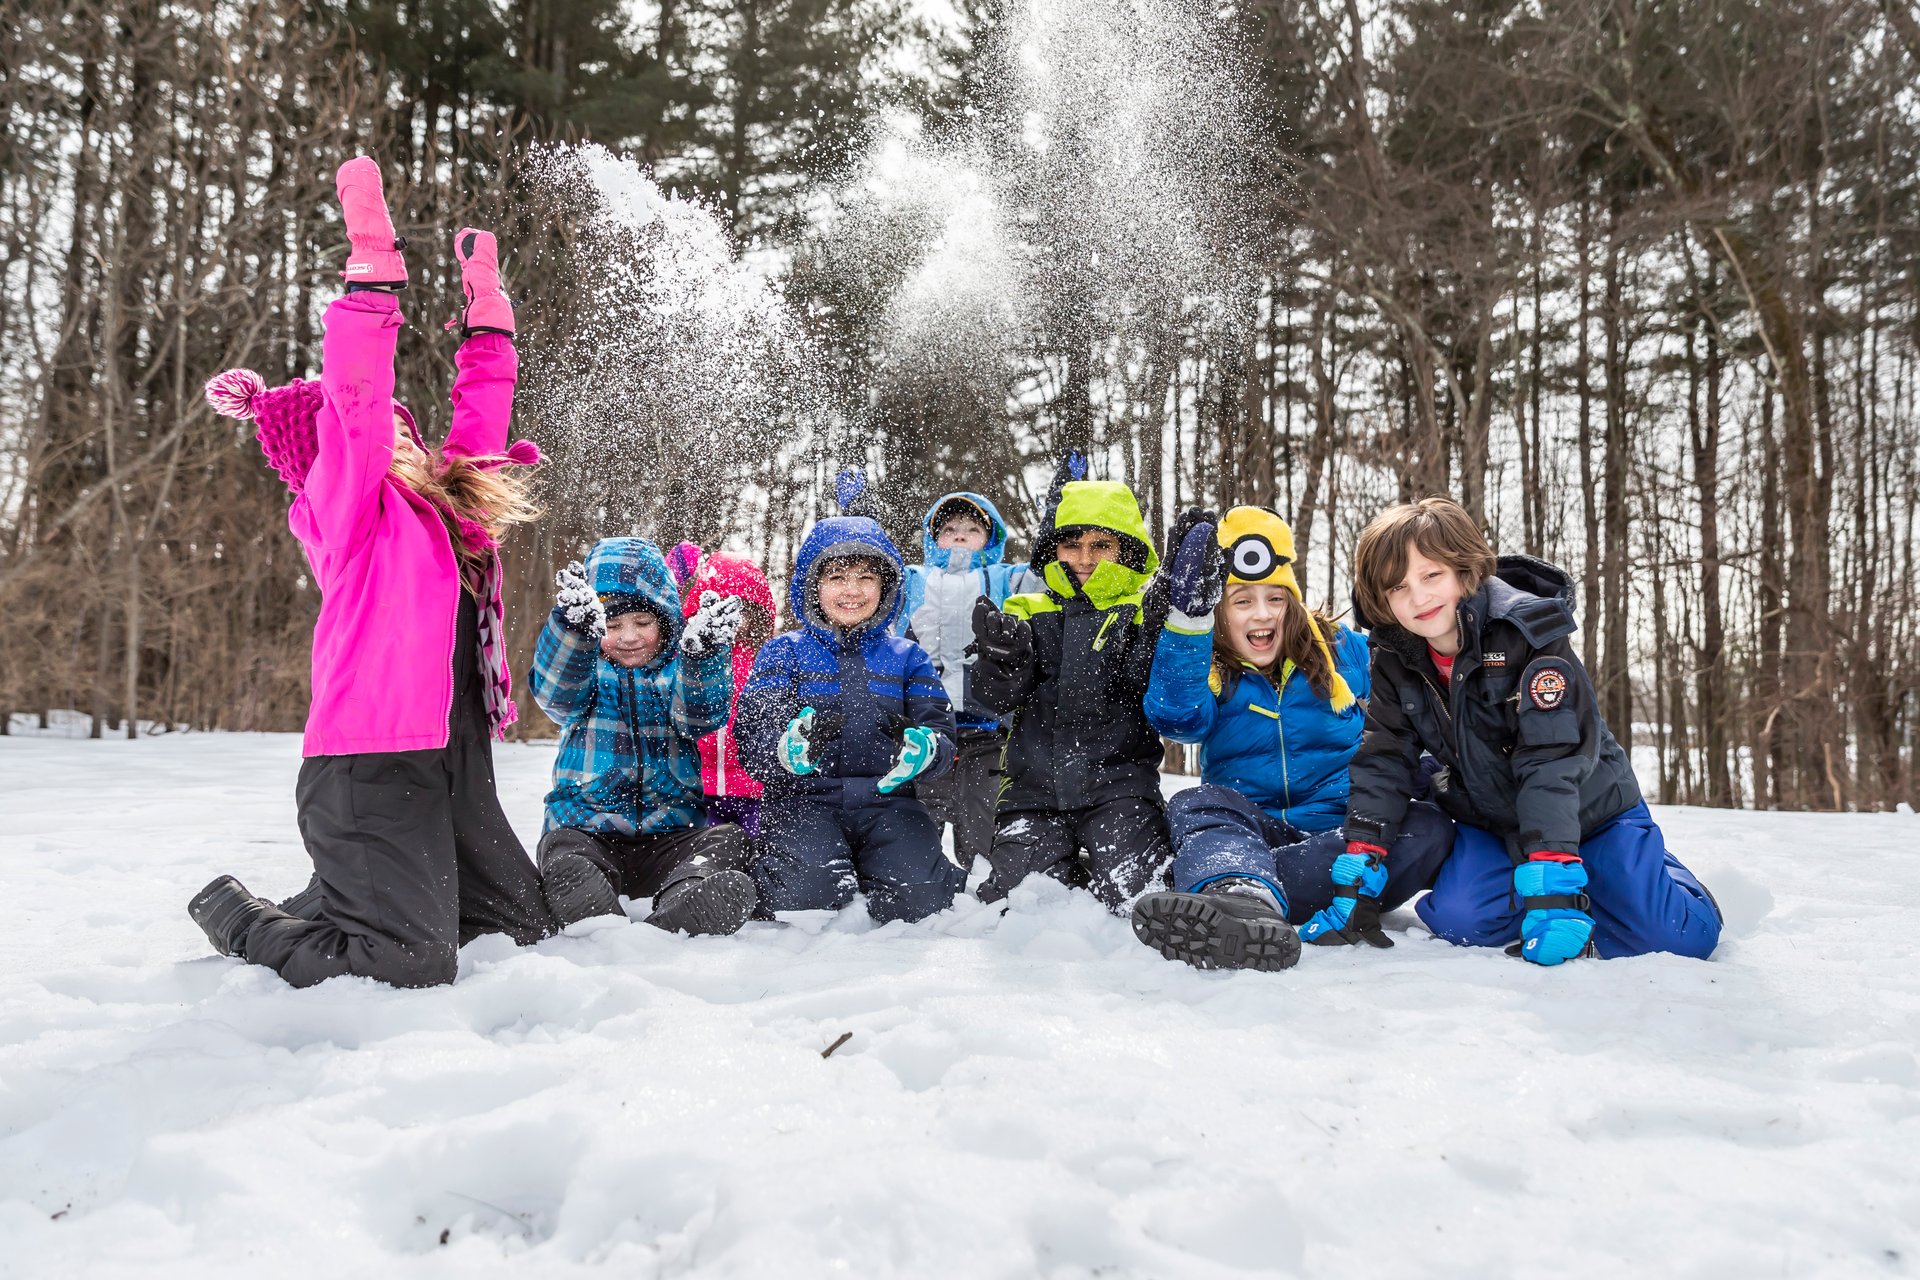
[666,541,704,592]
[204,368,426,495]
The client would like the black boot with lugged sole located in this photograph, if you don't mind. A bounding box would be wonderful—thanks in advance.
[1131,883,1301,972]
[646,869,758,937]
[541,850,622,928]
[188,875,295,959]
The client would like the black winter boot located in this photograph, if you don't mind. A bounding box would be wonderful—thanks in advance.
[1131,878,1301,972]
[541,850,622,927]
[646,870,758,937]
[188,875,295,959]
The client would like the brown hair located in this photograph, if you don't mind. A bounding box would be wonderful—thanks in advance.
[1212,585,1343,700]
[1351,497,1497,628]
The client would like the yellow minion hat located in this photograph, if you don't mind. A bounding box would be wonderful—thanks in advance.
[1215,506,1356,712]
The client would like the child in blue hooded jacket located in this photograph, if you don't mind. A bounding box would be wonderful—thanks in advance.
[1129,507,1457,972]
[529,536,760,937]
[895,491,1032,880]
[737,471,960,924]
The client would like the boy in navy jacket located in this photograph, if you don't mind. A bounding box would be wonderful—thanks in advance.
[737,472,960,924]
[1339,498,1720,965]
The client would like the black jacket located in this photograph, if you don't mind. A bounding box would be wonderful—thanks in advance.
[1344,555,1642,860]
[973,566,1166,814]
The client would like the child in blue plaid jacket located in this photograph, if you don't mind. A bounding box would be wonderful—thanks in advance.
[529,536,760,937]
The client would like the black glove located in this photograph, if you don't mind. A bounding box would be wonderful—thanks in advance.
[970,596,1033,669]
[554,561,607,637]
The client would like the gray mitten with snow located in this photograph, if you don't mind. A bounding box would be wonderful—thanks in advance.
[681,590,745,659]
[555,560,606,638]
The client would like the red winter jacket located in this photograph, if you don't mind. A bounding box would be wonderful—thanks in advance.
[681,553,778,798]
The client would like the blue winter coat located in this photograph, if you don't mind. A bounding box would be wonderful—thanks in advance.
[738,514,958,807]
[1145,623,1372,832]
[895,491,1032,731]
[529,538,733,835]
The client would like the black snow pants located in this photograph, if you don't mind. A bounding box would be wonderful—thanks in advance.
[535,822,753,902]
[249,591,555,988]
[913,726,1005,883]
[976,795,1173,914]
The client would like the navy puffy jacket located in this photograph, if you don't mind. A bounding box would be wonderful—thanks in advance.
[737,515,957,807]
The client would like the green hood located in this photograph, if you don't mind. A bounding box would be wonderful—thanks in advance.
[1030,480,1159,610]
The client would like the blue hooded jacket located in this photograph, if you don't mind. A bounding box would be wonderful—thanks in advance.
[895,491,1031,731]
[738,498,957,807]
[1145,622,1372,832]
[529,537,733,835]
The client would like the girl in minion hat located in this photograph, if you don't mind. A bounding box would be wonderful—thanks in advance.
[1128,506,1457,972]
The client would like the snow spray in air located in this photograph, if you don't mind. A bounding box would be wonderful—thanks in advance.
[814,0,1268,423]
[515,144,831,540]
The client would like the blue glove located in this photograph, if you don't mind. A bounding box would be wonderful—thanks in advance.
[1043,450,1088,513]
[878,725,939,794]
[1301,846,1394,948]
[1163,508,1224,620]
[778,707,842,776]
[1512,855,1595,965]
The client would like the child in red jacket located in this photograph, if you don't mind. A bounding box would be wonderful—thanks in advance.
[681,551,779,836]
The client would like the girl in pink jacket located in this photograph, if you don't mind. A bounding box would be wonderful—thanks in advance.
[679,551,778,836]
[188,158,555,988]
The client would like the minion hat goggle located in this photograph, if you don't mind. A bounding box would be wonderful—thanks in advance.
[1215,507,1355,712]
[1218,506,1302,594]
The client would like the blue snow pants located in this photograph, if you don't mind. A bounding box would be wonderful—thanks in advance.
[1416,802,1721,959]
[752,795,955,924]
[1167,784,1457,925]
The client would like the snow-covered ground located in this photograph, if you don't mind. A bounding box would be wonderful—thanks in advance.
[1,732,1915,1279]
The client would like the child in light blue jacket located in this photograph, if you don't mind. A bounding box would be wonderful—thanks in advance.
[895,491,1030,880]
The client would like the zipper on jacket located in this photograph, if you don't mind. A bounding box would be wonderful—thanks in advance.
[1418,605,1478,785]
[1274,677,1292,814]
[439,573,460,751]
[1092,611,1119,651]
[717,724,727,795]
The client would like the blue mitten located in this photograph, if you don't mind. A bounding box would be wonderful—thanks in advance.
[1512,855,1595,965]
[1301,846,1394,948]
[878,725,939,794]
[1163,509,1224,623]
[778,707,843,776]
[1043,449,1089,513]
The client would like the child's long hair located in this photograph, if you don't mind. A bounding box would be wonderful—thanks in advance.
[390,445,541,577]
[1213,588,1343,701]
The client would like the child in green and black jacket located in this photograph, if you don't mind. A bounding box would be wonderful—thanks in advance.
[969,457,1172,913]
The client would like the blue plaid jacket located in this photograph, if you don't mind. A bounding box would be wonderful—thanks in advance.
[529,538,732,835]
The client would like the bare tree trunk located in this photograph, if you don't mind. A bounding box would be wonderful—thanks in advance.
[1576,193,1600,673]
[1600,208,1632,746]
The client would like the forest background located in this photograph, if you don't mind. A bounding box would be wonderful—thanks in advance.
[3,0,1917,813]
